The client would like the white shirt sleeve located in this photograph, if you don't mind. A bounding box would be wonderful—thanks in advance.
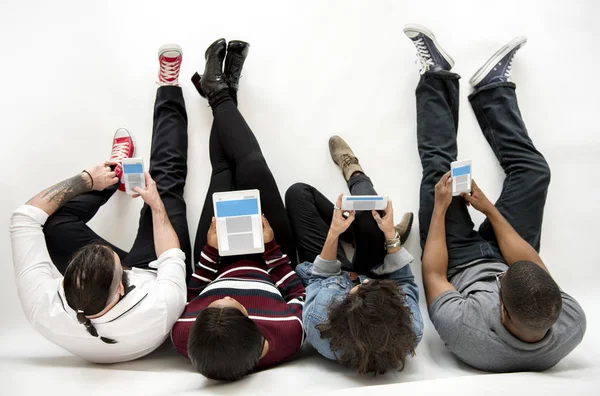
[150,248,187,331]
[9,205,58,322]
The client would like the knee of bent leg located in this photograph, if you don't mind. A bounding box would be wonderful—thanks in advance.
[535,158,551,188]
[239,152,267,172]
[285,183,311,208]
[44,215,66,236]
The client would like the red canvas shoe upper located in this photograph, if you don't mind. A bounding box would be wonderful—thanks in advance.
[158,45,182,86]
[110,129,135,191]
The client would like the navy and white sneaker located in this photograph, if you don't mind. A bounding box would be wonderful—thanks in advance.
[469,37,527,88]
[403,24,455,74]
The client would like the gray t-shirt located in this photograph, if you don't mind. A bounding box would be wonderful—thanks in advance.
[429,261,587,372]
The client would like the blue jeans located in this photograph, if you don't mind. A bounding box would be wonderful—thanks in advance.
[417,71,551,276]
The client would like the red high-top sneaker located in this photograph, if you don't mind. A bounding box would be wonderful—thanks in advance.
[110,128,135,191]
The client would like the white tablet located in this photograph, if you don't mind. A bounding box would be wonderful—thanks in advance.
[121,158,146,195]
[212,190,265,256]
[451,159,472,196]
[341,195,389,211]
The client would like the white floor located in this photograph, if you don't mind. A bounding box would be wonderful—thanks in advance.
[1,1,599,395]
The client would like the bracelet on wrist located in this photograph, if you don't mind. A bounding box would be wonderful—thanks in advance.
[81,170,93,189]
[384,231,401,249]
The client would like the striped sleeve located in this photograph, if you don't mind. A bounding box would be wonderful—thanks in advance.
[187,244,220,301]
[264,240,306,308]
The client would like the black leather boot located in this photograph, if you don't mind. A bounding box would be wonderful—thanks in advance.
[224,40,250,99]
[191,38,228,100]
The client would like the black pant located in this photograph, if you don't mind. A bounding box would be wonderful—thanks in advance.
[44,86,193,279]
[193,90,297,267]
[285,173,386,276]
[416,71,551,274]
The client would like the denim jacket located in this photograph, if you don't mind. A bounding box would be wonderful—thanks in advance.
[295,248,423,361]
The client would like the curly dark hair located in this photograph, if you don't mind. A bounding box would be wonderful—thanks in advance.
[317,279,417,374]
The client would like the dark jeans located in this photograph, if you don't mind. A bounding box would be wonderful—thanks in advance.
[416,71,551,275]
[44,86,193,279]
[285,174,386,276]
[193,90,297,267]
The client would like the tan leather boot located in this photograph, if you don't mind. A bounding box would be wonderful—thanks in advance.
[395,212,414,245]
[328,135,364,181]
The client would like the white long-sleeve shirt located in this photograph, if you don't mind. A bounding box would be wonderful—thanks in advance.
[9,204,187,363]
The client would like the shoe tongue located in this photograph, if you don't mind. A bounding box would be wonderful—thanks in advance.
[114,137,131,144]
[161,52,180,60]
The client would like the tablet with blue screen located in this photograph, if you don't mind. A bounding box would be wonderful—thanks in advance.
[212,190,264,256]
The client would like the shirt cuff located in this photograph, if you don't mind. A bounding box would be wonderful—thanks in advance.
[312,255,342,277]
[14,205,50,225]
[371,247,414,276]
[148,248,186,269]
[264,239,279,251]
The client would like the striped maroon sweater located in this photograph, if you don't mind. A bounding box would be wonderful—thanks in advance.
[171,240,305,368]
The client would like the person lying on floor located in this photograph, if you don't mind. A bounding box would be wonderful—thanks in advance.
[404,24,586,372]
[9,43,192,363]
[285,136,423,374]
[170,38,305,382]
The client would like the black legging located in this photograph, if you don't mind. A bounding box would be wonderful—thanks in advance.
[193,90,297,267]
[284,174,387,277]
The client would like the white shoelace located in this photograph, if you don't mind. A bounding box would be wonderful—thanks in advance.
[110,142,130,161]
[414,38,435,74]
[158,57,181,85]
[504,55,514,79]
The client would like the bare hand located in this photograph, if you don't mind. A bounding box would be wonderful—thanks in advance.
[262,215,275,244]
[461,179,494,215]
[372,199,395,239]
[329,194,355,237]
[434,171,453,212]
[132,172,163,210]
[207,217,218,249]
[84,162,119,191]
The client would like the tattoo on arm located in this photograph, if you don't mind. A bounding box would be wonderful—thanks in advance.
[28,174,92,210]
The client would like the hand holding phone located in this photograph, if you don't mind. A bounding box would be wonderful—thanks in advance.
[131,172,163,209]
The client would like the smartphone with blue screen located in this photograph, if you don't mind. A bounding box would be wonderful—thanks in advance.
[121,158,146,195]
[451,160,472,196]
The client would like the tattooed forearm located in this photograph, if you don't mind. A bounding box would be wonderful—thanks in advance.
[26,173,92,215]
[40,174,91,206]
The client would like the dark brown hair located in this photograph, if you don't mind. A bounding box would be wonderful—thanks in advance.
[63,244,119,344]
[502,260,562,331]
[317,280,417,374]
[188,307,264,381]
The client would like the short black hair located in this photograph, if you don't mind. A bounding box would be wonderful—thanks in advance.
[502,260,562,331]
[317,280,417,374]
[188,307,264,381]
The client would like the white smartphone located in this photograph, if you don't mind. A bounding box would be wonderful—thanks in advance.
[121,157,146,195]
[451,160,472,196]
[341,195,389,211]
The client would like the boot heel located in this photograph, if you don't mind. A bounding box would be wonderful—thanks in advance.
[191,72,206,98]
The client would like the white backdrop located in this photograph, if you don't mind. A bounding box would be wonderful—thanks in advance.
[0,0,598,395]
